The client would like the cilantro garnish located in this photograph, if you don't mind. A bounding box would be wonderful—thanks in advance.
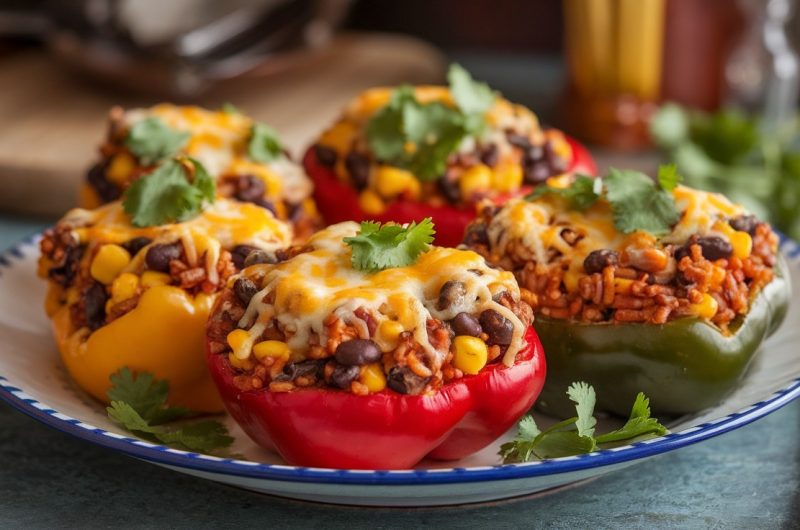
[343,218,435,272]
[125,117,190,166]
[248,122,283,162]
[106,368,234,454]
[499,382,667,463]
[365,64,496,181]
[526,165,682,235]
[221,102,240,115]
[122,157,215,227]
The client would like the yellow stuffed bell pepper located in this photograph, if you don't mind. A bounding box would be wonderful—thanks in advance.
[40,198,293,412]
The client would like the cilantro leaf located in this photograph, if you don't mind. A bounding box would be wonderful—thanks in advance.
[367,86,417,162]
[248,122,283,162]
[525,175,601,210]
[344,218,435,272]
[567,381,597,439]
[106,368,233,454]
[125,117,190,166]
[499,383,668,464]
[605,168,681,235]
[448,63,496,121]
[122,158,215,227]
[657,163,682,191]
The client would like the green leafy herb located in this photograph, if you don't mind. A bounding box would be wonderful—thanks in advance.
[125,117,190,166]
[499,382,668,463]
[605,168,681,235]
[343,218,435,272]
[106,368,234,454]
[221,102,240,115]
[122,158,215,227]
[365,64,496,181]
[525,174,601,210]
[248,122,283,163]
[527,167,681,236]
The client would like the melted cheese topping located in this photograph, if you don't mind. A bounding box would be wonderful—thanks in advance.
[238,222,528,369]
[123,104,312,203]
[64,199,293,252]
[488,186,748,270]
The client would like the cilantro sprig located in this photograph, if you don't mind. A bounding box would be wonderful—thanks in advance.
[106,368,234,454]
[122,157,215,227]
[248,122,283,162]
[343,218,435,272]
[526,165,683,235]
[365,64,496,181]
[125,117,190,166]
[499,382,667,463]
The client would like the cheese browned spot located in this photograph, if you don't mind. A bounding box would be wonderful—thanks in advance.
[236,222,529,369]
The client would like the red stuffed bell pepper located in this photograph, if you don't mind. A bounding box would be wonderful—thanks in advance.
[304,64,596,247]
[205,221,546,469]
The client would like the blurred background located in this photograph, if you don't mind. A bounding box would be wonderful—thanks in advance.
[2,0,800,237]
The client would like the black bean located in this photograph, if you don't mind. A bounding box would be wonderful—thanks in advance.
[730,214,759,236]
[462,224,489,246]
[479,309,514,345]
[84,281,108,331]
[287,202,304,222]
[331,365,361,389]
[386,367,429,395]
[335,339,382,366]
[145,242,182,272]
[695,236,733,261]
[235,174,266,203]
[438,175,461,204]
[525,144,545,162]
[345,152,370,190]
[506,132,532,149]
[231,245,258,269]
[480,144,499,167]
[523,160,551,184]
[450,312,482,337]
[545,142,568,173]
[583,249,619,274]
[233,277,259,306]
[243,249,277,268]
[283,360,323,381]
[314,144,338,167]
[48,245,84,287]
[253,198,277,216]
[86,161,121,202]
[121,237,152,256]
[437,280,467,311]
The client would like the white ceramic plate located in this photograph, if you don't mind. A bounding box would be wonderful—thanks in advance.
[1,236,799,506]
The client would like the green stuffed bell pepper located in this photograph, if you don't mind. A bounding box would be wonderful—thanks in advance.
[463,167,790,416]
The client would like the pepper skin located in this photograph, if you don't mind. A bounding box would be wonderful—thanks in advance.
[52,285,223,412]
[535,258,790,418]
[304,135,597,248]
[207,327,546,469]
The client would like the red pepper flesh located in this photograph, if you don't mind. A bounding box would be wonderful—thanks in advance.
[304,134,597,247]
[206,327,546,469]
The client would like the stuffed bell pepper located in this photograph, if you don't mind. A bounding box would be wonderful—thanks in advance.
[205,220,546,469]
[40,157,294,412]
[304,64,596,247]
[463,167,789,416]
[81,103,320,240]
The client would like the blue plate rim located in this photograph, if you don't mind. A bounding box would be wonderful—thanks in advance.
[1,233,799,486]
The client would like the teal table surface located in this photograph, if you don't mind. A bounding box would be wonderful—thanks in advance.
[1,219,800,529]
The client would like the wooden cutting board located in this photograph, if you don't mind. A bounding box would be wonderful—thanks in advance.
[0,33,445,217]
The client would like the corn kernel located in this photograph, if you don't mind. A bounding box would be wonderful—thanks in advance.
[226,329,251,355]
[106,153,136,186]
[319,122,358,155]
[374,166,419,198]
[140,271,172,287]
[111,273,140,303]
[452,336,488,375]
[459,164,492,198]
[730,231,752,259]
[491,162,523,193]
[376,319,404,351]
[690,293,719,320]
[359,363,387,393]
[359,189,386,215]
[253,340,291,360]
[90,244,131,284]
[228,352,254,370]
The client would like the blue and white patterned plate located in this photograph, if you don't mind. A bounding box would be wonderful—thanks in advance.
[1,236,799,506]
